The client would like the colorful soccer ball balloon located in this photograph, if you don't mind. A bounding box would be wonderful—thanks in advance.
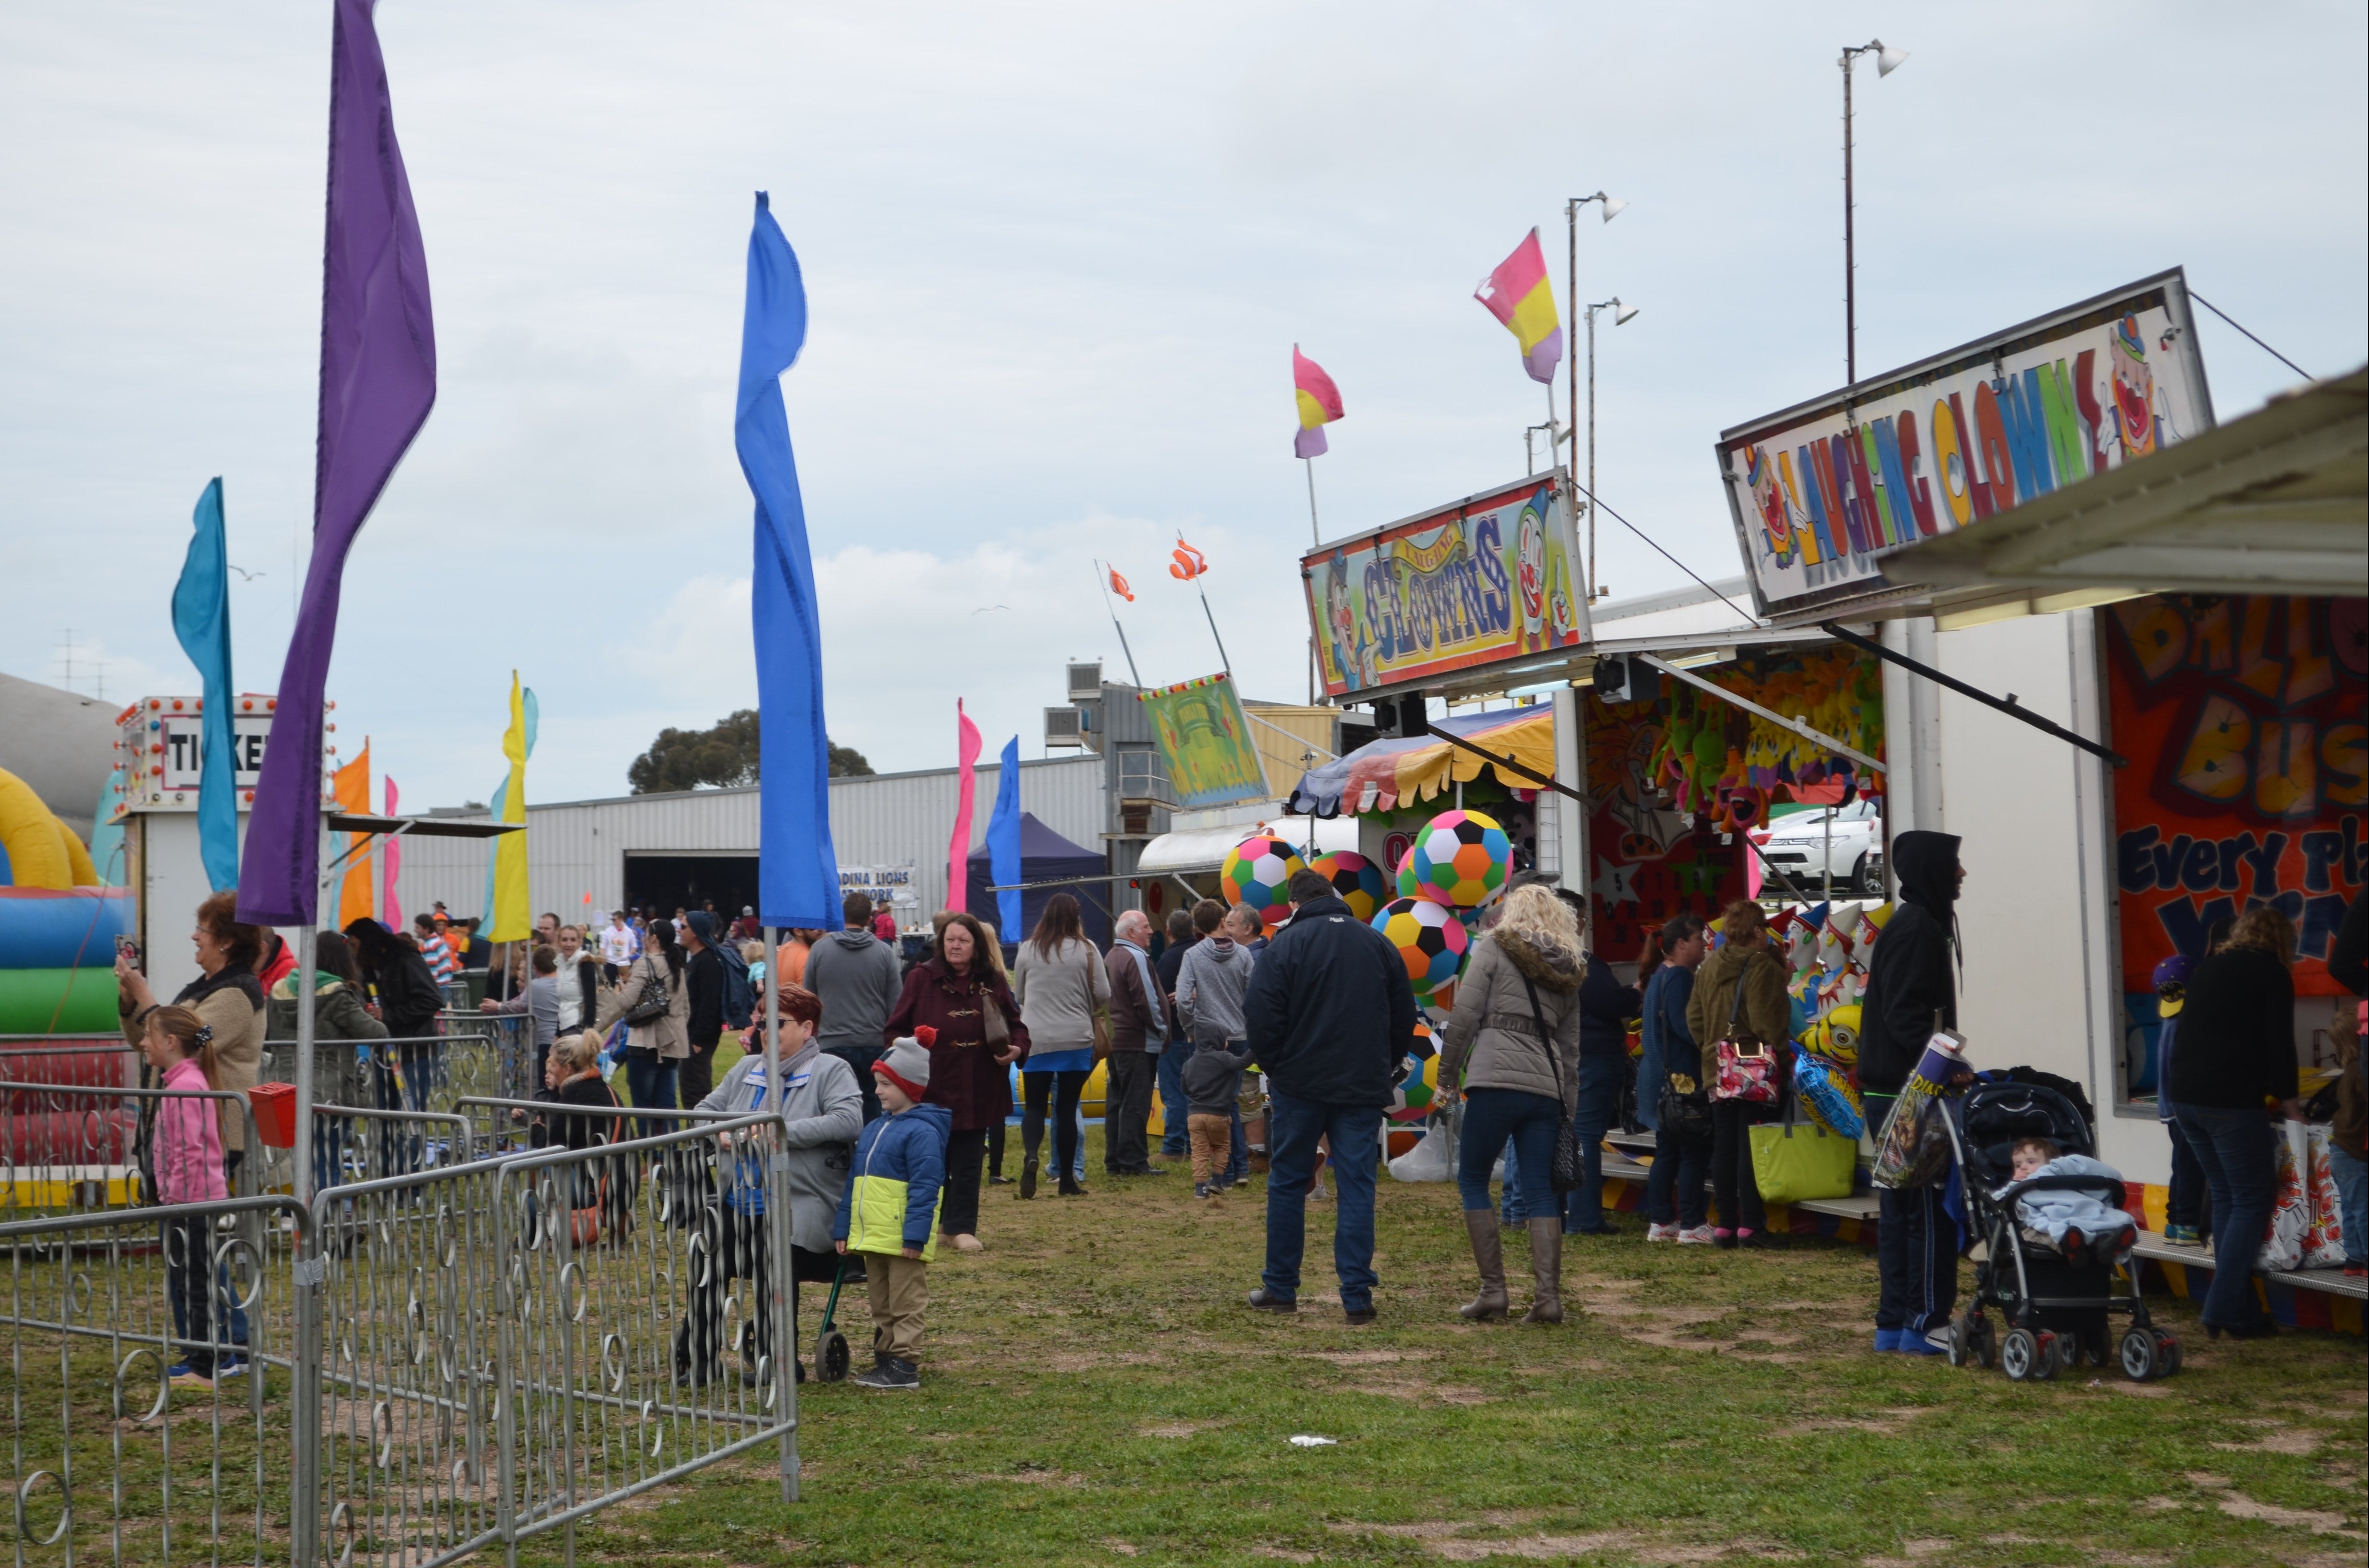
[1408,808,1512,908]
[1390,1025,1440,1123]
[1394,856,1422,900]
[1373,896,1468,996]
[1221,835,1306,927]
[1306,850,1388,923]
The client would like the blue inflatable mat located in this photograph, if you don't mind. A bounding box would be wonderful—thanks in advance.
[0,889,136,970]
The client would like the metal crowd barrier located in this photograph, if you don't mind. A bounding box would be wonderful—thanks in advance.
[2,1194,314,1568]
[6,1089,804,1568]
[1,1080,263,1219]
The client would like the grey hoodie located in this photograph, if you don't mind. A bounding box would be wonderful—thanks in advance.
[1174,935,1256,1045]
[803,928,903,1056]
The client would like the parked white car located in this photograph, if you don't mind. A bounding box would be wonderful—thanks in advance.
[1755,798,1885,897]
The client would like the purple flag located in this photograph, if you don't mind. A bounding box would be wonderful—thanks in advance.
[238,0,436,927]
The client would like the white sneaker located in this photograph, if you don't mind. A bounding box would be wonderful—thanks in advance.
[1646,1222,1680,1242]
[1675,1225,1716,1245]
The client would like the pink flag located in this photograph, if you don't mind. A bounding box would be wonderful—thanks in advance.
[945,700,983,913]
[382,776,402,930]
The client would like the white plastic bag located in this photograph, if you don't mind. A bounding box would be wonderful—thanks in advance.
[2257,1119,2311,1272]
[1387,1127,1452,1182]
[2302,1123,2347,1269]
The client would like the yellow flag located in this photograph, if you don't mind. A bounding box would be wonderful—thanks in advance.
[487,672,531,942]
[334,741,373,930]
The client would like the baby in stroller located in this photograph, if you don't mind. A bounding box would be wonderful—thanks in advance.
[2003,1136,2140,1269]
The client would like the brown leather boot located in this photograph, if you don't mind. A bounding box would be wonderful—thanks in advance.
[1459,1209,1509,1320]
[1522,1217,1564,1324]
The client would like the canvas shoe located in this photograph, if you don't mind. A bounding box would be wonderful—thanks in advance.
[171,1366,214,1389]
[2163,1224,2201,1246]
[1675,1225,1716,1245]
[851,1356,920,1391]
[1874,1328,1902,1352]
[1193,1181,1212,1200]
[1645,1222,1680,1242]
[1896,1330,1948,1357]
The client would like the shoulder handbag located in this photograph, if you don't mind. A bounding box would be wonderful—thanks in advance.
[1709,955,1780,1105]
[1086,944,1113,1061]
[979,974,1012,1050]
[1519,976,1588,1195]
[1655,979,1724,1147]
[620,956,671,1028]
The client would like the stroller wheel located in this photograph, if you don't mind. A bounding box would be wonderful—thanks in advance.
[1944,1320,1970,1368]
[2000,1327,2043,1382]
[815,1329,850,1384]
[2149,1330,2181,1379]
[2118,1328,2158,1382]
[1969,1314,1996,1370]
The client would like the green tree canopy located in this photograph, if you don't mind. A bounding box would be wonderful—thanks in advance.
[628,710,873,793]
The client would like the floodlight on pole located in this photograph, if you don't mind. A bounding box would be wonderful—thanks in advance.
[1840,37,1908,385]
[1582,296,1637,602]
[1563,191,1629,603]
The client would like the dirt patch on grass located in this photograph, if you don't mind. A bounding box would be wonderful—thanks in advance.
[1780,1406,1929,1436]
[1348,1377,1495,1406]
[1861,1541,1953,1568]
[2212,1495,2359,1535]
[1303,1348,1440,1364]
[2211,1423,2325,1455]
[1331,1519,1798,1562]
[1137,1419,1223,1437]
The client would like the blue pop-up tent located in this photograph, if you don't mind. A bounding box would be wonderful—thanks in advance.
[965,813,1110,948]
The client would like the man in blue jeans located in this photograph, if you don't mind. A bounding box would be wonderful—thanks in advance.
[1155,909,1198,1164]
[1240,870,1419,1325]
[1639,914,1709,1238]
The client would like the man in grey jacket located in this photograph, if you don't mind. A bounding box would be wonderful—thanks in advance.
[804,892,905,1123]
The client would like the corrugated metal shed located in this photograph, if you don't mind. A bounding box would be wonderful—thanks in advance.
[393,756,1105,926]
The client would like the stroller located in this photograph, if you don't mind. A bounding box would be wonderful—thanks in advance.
[1938,1076,2179,1383]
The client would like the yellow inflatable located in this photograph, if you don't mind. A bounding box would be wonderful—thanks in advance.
[0,767,80,890]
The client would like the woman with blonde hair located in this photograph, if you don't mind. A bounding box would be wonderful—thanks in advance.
[1436,882,1586,1323]
[2169,905,2304,1339]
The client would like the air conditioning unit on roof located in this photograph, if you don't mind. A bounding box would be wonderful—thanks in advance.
[1044,706,1084,748]
[1066,662,1102,702]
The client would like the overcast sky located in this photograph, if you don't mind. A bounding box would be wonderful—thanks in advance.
[5,1,2363,810]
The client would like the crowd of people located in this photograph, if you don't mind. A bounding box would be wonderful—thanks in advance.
[108,851,2369,1391]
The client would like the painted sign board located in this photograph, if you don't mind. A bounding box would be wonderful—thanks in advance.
[839,862,919,911]
[1136,673,1269,809]
[1302,472,1591,702]
[115,696,296,815]
[1715,270,2214,622]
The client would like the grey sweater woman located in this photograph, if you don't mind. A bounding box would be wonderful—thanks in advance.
[1437,930,1586,1113]
[1011,936,1111,1053]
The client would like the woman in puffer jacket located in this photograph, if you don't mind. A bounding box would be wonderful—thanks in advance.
[1436,883,1586,1324]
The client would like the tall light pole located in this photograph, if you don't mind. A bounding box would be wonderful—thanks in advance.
[1840,39,1907,385]
[1583,297,1639,600]
[1564,191,1626,599]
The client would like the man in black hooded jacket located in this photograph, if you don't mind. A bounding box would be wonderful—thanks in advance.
[1857,829,1963,1355]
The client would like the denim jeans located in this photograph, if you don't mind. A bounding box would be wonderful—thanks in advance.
[1456,1087,1561,1219]
[1226,1104,1247,1184]
[2329,1143,2368,1265]
[1262,1091,1382,1312]
[1157,1044,1189,1157]
[2164,1115,2209,1234]
[2171,1102,2279,1327]
[1566,1054,1624,1232]
[626,1054,679,1140]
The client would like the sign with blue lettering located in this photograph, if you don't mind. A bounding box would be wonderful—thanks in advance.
[1302,474,1588,701]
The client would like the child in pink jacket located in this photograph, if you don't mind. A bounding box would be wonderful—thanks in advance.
[144,1005,230,1386]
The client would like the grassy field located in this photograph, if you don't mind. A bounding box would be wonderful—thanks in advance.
[544,1122,2368,1568]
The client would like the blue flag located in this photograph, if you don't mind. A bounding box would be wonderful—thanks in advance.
[738,192,839,931]
[172,479,239,894]
[987,737,1023,939]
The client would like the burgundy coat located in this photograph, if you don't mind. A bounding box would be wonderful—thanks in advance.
[883,957,1031,1132]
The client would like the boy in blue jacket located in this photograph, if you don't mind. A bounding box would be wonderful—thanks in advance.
[834,1030,951,1390]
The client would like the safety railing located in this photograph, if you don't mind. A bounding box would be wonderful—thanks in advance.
[1,1080,262,1219]
[5,1092,802,1568]
[308,1113,796,1568]
[2,1194,312,1568]
[451,1098,734,1164]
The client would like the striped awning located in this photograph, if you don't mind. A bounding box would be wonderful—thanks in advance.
[1285,708,1555,819]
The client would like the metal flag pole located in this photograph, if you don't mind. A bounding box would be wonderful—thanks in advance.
[764,922,797,1502]
[1302,458,1321,546]
[1091,561,1143,686]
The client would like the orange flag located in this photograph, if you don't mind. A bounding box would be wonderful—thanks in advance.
[1108,566,1135,602]
[334,741,373,929]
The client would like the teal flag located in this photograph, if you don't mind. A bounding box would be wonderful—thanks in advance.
[171,479,238,893]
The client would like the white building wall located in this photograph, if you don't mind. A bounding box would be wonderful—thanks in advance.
[390,757,1105,930]
[1925,610,2151,1181]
